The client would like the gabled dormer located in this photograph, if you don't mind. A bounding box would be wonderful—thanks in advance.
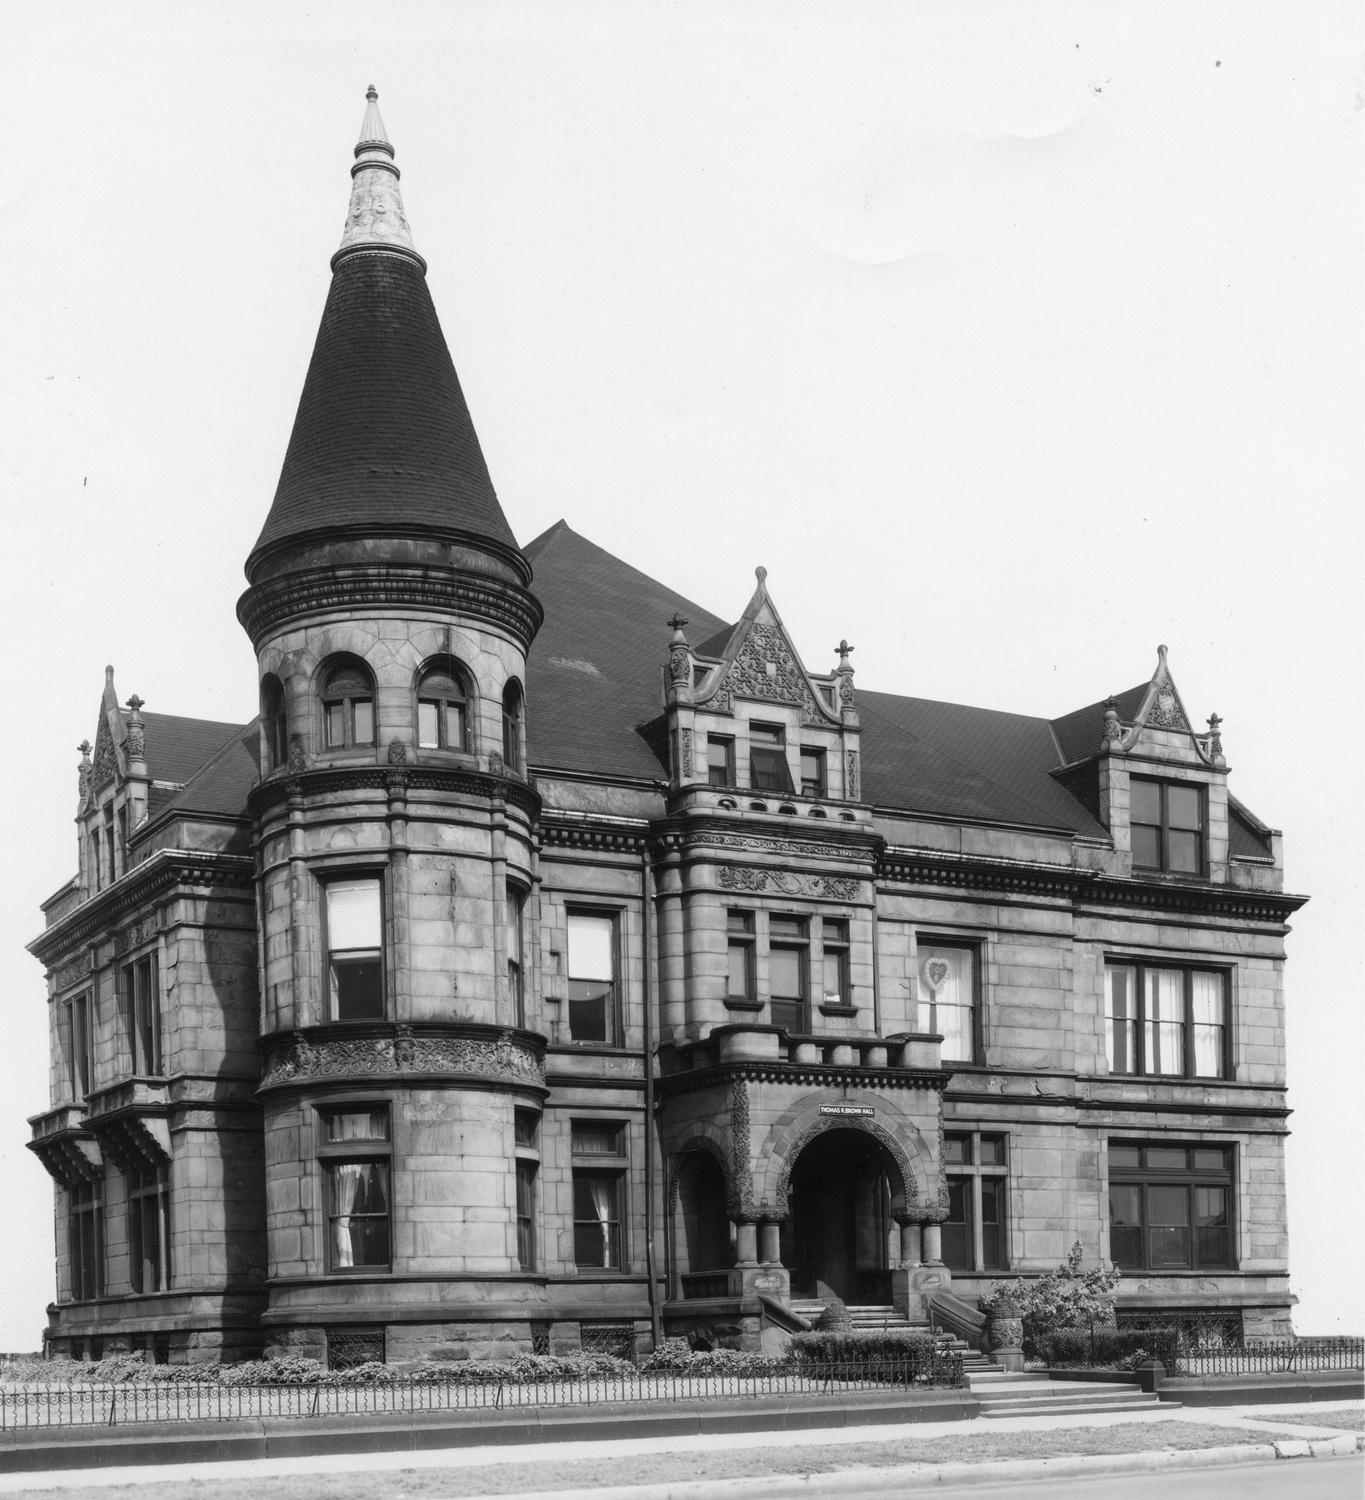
[76,667,151,899]
[1051,646,1278,888]
[663,567,862,809]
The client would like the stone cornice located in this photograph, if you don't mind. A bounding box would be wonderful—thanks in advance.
[657,1058,952,1099]
[28,850,255,969]
[250,764,541,822]
[650,816,880,866]
[237,561,543,652]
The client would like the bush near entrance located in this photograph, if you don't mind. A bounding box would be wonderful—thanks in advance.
[977,1241,1121,1360]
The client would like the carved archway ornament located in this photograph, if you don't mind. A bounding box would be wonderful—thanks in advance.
[767,1109,938,1223]
[667,1132,740,1219]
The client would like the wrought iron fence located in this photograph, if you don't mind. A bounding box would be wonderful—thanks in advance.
[1173,1338,1364,1377]
[0,1354,963,1432]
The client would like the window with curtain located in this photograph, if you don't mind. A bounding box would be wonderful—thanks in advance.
[917,943,976,1063]
[567,912,616,1043]
[1107,1141,1232,1271]
[326,878,384,1021]
[128,1163,171,1293]
[319,1106,391,1273]
[416,661,469,751]
[573,1173,622,1269]
[1105,963,1228,1079]
[122,953,161,1076]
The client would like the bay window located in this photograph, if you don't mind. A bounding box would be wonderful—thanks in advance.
[1105,962,1228,1079]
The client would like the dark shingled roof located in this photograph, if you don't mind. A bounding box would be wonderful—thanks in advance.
[154,719,259,822]
[137,713,244,787]
[247,252,519,571]
[1050,684,1150,766]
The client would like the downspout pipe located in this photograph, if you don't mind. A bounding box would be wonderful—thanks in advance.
[641,848,662,1351]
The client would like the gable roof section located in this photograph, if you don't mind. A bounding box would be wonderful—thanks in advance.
[152,718,259,822]
[523,522,729,780]
[1050,684,1149,766]
[138,712,245,787]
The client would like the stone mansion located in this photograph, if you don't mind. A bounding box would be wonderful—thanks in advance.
[27,91,1305,1365]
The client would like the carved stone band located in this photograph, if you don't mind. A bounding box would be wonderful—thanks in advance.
[259,1023,547,1092]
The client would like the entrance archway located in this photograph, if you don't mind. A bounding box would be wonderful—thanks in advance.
[780,1129,896,1303]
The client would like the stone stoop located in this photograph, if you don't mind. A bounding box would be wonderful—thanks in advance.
[788,1302,930,1331]
[967,1369,1177,1418]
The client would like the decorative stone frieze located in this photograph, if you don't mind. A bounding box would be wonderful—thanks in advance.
[51,953,93,992]
[259,1023,547,1092]
[716,866,860,901]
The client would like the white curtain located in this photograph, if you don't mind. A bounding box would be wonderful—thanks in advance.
[1192,972,1223,1076]
[330,1110,386,1143]
[332,1163,363,1268]
[1146,968,1185,1074]
[587,1177,615,1266]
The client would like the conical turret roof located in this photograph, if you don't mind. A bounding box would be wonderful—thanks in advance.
[246,88,521,578]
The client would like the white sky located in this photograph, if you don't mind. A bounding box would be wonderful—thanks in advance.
[1,2,1360,1347]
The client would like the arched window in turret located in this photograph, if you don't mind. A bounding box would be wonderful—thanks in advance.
[502,679,523,773]
[320,659,375,750]
[416,659,470,752]
[261,674,288,769]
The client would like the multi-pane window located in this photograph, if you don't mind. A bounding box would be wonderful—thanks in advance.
[800,747,826,798]
[1108,1142,1232,1272]
[942,1132,1008,1273]
[1105,963,1228,1079]
[122,953,161,1076]
[567,912,616,1043]
[768,914,808,1033]
[1131,778,1203,875]
[417,662,468,751]
[506,885,526,1027]
[821,919,850,1007]
[516,1161,537,1270]
[68,1182,104,1301]
[320,1106,391,1272]
[69,992,94,1099]
[707,736,735,787]
[502,681,523,772]
[326,878,384,1021]
[917,943,976,1063]
[322,662,375,750]
[128,1164,171,1293]
[726,910,756,1004]
[572,1122,626,1271]
[749,723,793,793]
[261,674,288,769]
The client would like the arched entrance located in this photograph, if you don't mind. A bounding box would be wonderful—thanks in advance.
[673,1150,734,1295]
[780,1129,897,1303]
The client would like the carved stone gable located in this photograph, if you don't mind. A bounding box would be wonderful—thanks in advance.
[710,621,826,726]
[91,714,119,790]
[1148,682,1188,730]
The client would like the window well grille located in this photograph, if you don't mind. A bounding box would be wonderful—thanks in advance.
[325,1325,386,1370]
[580,1321,634,1360]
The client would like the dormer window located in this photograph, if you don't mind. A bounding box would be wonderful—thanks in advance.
[800,747,826,798]
[1131,778,1203,875]
[707,736,735,787]
[749,723,793,793]
[322,662,375,750]
[417,661,469,751]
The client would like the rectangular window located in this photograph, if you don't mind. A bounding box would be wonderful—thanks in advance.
[821,919,850,1007]
[567,912,617,1043]
[69,992,94,1098]
[1107,1141,1233,1272]
[506,885,525,1028]
[942,1130,1008,1273]
[799,747,826,799]
[1104,963,1228,1079]
[707,736,735,788]
[90,830,102,892]
[516,1160,537,1271]
[128,1163,171,1293]
[768,914,808,1034]
[749,723,794,793]
[326,878,384,1021]
[917,942,976,1064]
[573,1173,623,1269]
[319,1105,391,1273]
[122,954,161,1076]
[1131,777,1204,874]
[104,805,117,885]
[571,1120,625,1156]
[68,1183,104,1301]
[514,1109,539,1148]
[726,910,756,1004]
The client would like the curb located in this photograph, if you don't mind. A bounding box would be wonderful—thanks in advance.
[446,1436,1364,1500]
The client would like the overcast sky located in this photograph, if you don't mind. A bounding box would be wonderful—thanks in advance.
[1,2,1360,1346]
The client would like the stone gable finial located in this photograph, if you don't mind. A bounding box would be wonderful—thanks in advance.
[667,614,691,686]
[77,740,92,804]
[1206,713,1225,765]
[336,85,419,265]
[835,639,856,707]
[1101,694,1123,750]
[125,695,146,762]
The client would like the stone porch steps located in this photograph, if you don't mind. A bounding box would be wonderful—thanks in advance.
[967,1370,1173,1417]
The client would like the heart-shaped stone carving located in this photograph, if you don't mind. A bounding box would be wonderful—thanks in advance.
[922,956,951,992]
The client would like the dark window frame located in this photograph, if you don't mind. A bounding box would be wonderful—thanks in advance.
[707,735,735,788]
[1107,1140,1236,1273]
[748,722,794,794]
[1130,776,1206,876]
[320,659,376,751]
[316,1101,393,1276]
[506,882,527,1028]
[799,746,827,799]
[916,936,982,1066]
[565,906,621,1046]
[725,909,757,1009]
[502,680,524,773]
[768,913,809,1035]
[415,658,471,753]
[322,872,387,1023]
[261,673,288,769]
[68,990,94,1099]
[127,1162,171,1294]
[1104,961,1230,1080]
[121,951,162,1077]
[942,1130,1009,1273]
[68,1181,104,1301]
[819,917,851,1011]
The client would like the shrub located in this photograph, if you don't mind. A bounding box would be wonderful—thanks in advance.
[637,1345,786,1377]
[1031,1327,1175,1370]
[790,1329,936,1364]
[977,1242,1120,1356]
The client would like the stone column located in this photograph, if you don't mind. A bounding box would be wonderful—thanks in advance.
[899,1221,922,1267]
[922,1224,943,1266]
[758,1222,781,1265]
[734,1222,758,1267]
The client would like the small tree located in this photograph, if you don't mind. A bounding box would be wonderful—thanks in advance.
[978,1242,1119,1353]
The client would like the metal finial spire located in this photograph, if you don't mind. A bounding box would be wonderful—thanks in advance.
[335,85,420,266]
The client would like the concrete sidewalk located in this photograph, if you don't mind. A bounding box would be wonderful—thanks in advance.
[0,1399,1357,1495]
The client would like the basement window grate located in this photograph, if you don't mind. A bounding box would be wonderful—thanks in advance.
[580,1321,634,1361]
[325,1325,386,1371]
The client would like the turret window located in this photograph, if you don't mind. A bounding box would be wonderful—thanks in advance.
[325,878,385,1021]
[321,662,375,750]
[261,674,288,769]
[416,661,469,751]
[502,681,524,772]
[319,1105,391,1272]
